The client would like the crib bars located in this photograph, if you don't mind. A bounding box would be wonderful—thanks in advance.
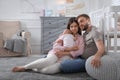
[89,6,120,54]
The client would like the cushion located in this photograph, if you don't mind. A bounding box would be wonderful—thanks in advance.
[86,55,119,80]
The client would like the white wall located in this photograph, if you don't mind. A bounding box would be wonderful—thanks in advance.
[0,0,20,19]
[0,0,42,54]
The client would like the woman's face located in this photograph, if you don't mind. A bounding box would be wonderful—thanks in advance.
[69,22,79,35]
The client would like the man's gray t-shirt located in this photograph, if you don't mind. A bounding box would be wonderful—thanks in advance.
[81,26,103,59]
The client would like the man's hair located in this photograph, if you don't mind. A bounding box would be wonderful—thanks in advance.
[76,14,90,20]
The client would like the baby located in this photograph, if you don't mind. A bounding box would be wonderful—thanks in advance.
[54,29,76,49]
[52,29,77,61]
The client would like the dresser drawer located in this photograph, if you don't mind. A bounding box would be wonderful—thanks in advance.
[40,17,70,54]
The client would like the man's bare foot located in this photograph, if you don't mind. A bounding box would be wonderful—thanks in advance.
[12,66,26,72]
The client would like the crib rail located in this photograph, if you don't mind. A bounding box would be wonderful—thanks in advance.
[89,6,120,54]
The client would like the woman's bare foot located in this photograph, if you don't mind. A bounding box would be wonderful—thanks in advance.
[12,66,26,72]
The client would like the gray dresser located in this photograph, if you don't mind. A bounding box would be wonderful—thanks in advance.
[40,17,70,54]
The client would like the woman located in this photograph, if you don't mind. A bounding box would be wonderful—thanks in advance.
[12,17,84,74]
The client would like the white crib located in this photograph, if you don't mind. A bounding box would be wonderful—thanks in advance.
[89,6,120,54]
[86,6,120,80]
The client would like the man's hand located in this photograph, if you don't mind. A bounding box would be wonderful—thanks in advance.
[91,55,101,68]
[91,39,104,68]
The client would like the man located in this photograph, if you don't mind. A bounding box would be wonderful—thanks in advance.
[60,14,105,73]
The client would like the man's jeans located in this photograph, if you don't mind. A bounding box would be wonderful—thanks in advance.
[60,58,86,73]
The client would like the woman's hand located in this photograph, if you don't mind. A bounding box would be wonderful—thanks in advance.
[71,46,79,51]
[64,46,79,52]
[55,51,70,58]
[55,51,65,58]
[66,46,79,51]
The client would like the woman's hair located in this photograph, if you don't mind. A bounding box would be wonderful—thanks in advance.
[67,17,81,35]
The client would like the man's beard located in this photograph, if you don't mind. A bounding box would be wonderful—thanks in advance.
[83,23,89,31]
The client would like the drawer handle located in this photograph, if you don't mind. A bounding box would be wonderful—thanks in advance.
[49,32,51,34]
[49,42,51,44]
